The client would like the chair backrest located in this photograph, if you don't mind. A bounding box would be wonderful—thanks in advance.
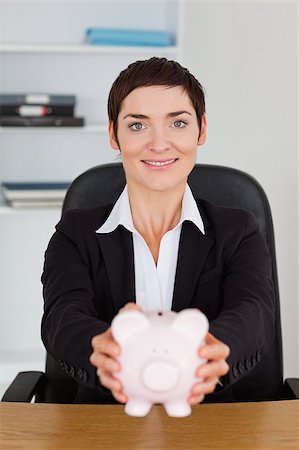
[41,163,283,403]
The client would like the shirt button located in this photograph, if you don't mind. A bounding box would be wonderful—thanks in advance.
[232,366,239,378]
[82,371,88,382]
[256,350,262,362]
[244,358,252,370]
[237,362,245,374]
[61,361,68,372]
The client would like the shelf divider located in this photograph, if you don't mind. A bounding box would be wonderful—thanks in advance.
[0,125,108,134]
[0,44,179,55]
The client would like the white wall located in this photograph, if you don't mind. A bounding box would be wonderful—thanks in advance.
[182,0,298,377]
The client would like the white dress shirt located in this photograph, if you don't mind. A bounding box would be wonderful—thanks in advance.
[96,184,205,312]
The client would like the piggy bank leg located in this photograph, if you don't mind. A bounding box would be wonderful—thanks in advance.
[164,401,191,417]
[125,399,152,417]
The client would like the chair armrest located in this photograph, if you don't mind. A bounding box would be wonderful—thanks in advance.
[284,378,299,400]
[1,371,46,402]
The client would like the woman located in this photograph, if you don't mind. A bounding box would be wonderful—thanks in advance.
[41,57,275,405]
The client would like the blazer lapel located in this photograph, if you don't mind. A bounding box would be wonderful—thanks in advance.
[95,226,135,313]
[172,221,214,311]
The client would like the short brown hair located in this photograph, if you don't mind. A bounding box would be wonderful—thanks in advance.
[107,57,206,146]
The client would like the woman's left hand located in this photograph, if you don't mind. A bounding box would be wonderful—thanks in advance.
[189,332,230,405]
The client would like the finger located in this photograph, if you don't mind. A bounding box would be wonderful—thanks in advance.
[198,342,230,361]
[204,332,229,348]
[119,302,142,313]
[196,360,229,378]
[201,379,219,395]
[91,328,119,354]
[192,378,219,396]
[91,330,120,358]
[199,333,230,360]
[99,370,122,392]
[188,394,205,405]
[89,347,119,368]
[91,353,120,373]
[111,389,127,404]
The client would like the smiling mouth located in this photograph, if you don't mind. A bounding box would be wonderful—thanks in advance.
[142,158,178,167]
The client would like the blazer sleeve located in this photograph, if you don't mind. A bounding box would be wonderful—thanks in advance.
[41,209,109,390]
[209,210,276,389]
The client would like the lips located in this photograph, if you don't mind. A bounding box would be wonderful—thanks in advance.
[142,158,178,167]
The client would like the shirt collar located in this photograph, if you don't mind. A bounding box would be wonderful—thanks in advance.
[95,184,205,235]
[179,184,205,233]
[96,185,135,234]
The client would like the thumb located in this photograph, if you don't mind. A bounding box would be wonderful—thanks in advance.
[119,302,142,313]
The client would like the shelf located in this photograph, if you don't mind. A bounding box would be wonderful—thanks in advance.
[0,194,62,216]
[0,125,108,134]
[0,44,179,55]
[0,204,62,216]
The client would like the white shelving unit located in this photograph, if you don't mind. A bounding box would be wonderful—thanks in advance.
[0,43,179,54]
[0,0,185,395]
[0,124,108,134]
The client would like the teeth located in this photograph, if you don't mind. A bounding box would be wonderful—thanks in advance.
[144,159,176,167]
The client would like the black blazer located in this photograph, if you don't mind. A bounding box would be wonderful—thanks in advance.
[41,198,275,403]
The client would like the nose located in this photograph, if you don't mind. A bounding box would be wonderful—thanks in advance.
[142,361,179,392]
[148,128,171,153]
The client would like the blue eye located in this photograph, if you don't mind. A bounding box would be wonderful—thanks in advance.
[173,120,187,128]
[129,122,144,131]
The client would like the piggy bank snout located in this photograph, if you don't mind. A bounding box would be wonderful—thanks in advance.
[142,361,179,392]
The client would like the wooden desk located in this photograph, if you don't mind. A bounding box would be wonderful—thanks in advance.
[0,400,298,449]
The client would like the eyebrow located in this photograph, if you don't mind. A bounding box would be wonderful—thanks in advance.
[122,110,192,120]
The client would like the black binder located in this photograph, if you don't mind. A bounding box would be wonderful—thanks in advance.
[0,116,84,127]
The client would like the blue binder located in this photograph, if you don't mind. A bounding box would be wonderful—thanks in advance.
[85,28,173,47]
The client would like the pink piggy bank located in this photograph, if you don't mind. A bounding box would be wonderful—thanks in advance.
[111,308,209,417]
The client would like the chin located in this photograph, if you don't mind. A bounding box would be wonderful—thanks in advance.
[144,179,186,193]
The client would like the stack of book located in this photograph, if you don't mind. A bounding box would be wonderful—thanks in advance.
[0,94,84,127]
[1,182,71,208]
[85,28,173,47]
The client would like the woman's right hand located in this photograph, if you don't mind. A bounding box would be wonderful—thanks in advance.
[89,302,141,403]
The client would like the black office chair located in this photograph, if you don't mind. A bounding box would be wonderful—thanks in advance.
[2,163,299,403]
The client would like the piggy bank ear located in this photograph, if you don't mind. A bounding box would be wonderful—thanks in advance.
[111,311,149,344]
[172,309,209,343]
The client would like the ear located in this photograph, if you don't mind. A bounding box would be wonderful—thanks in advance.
[172,309,209,343]
[197,114,207,146]
[111,310,149,344]
[108,121,119,150]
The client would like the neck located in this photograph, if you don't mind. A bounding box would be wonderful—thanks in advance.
[127,182,186,241]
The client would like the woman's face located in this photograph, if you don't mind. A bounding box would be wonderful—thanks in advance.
[108,85,206,195]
